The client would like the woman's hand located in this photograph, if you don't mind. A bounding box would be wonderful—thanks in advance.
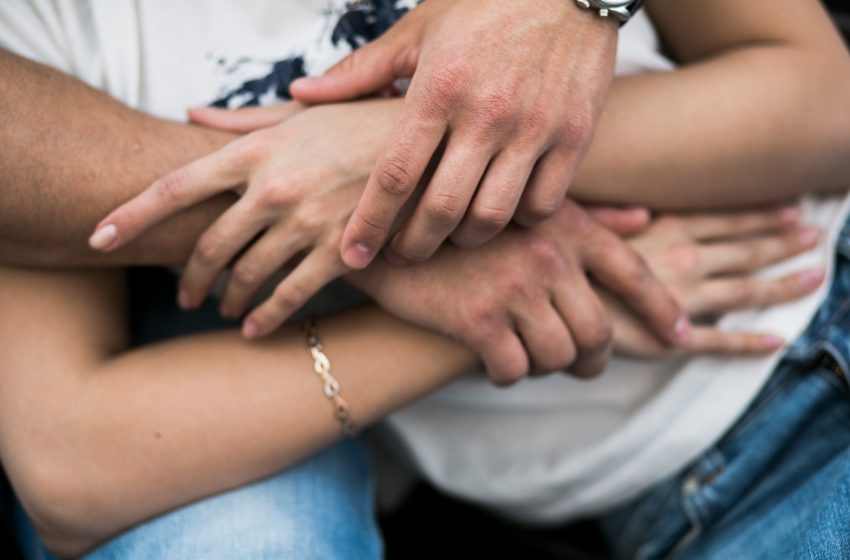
[89,99,402,337]
[348,200,687,386]
[607,207,825,358]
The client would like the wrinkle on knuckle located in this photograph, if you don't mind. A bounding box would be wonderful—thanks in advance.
[471,204,512,231]
[153,169,190,203]
[232,264,260,288]
[274,283,306,311]
[376,158,416,198]
[195,235,223,268]
[423,195,465,229]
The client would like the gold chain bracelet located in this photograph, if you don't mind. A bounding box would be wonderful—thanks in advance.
[304,318,359,437]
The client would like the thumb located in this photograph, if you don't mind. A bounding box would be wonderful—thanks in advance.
[187,102,305,133]
[290,32,418,103]
[587,206,651,236]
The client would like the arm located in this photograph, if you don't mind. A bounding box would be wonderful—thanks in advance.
[570,0,850,208]
[0,266,475,557]
[0,48,244,266]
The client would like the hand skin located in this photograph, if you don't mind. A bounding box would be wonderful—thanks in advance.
[0,265,477,557]
[607,208,826,357]
[93,99,405,339]
[291,0,620,267]
[350,200,688,385]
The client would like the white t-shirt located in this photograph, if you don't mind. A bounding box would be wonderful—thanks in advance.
[2,0,847,524]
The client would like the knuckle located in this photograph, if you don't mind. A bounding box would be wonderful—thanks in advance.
[526,233,564,269]
[195,234,223,267]
[430,66,467,107]
[255,180,297,210]
[376,158,416,198]
[470,204,512,231]
[423,194,466,229]
[473,90,516,130]
[292,208,323,233]
[666,245,701,274]
[232,263,261,288]
[555,106,594,148]
[273,283,307,312]
[153,169,190,202]
[620,252,654,291]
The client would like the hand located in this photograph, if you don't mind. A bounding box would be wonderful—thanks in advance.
[606,207,825,358]
[89,99,402,337]
[291,0,619,268]
[348,201,687,386]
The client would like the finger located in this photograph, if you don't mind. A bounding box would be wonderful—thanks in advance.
[682,327,785,356]
[697,227,820,276]
[178,199,270,309]
[218,223,310,319]
[587,206,651,237]
[340,101,447,269]
[478,327,531,388]
[89,140,252,251]
[552,274,613,379]
[514,148,578,226]
[585,231,690,346]
[385,135,492,263]
[243,247,348,338]
[688,267,825,316]
[679,205,801,240]
[513,299,577,374]
[188,103,304,133]
[450,150,536,248]
[289,28,418,103]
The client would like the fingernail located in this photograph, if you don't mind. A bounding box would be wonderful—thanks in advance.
[798,228,820,245]
[177,289,194,310]
[88,224,117,251]
[243,320,259,338]
[798,268,825,288]
[674,316,691,344]
[342,242,375,269]
[778,207,800,223]
[761,335,785,349]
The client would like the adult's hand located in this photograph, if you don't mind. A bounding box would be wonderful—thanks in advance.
[89,99,402,338]
[291,0,619,268]
[347,200,687,385]
[606,207,825,358]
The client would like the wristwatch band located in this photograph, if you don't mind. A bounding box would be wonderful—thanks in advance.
[575,0,644,26]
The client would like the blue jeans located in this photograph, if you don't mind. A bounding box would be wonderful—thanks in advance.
[15,437,382,560]
[599,215,850,559]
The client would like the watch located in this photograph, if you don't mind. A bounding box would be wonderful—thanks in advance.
[575,0,645,25]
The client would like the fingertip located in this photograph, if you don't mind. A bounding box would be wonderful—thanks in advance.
[342,242,376,269]
[673,315,692,345]
[760,334,785,350]
[797,268,826,289]
[88,223,118,251]
[242,319,260,339]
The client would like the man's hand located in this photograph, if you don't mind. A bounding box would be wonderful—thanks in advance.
[347,200,686,386]
[291,0,618,268]
[606,207,825,358]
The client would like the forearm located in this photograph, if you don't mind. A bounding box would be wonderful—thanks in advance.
[0,268,475,556]
[0,48,238,266]
[571,43,850,209]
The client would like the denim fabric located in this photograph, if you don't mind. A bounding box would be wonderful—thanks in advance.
[599,215,850,560]
[15,438,381,560]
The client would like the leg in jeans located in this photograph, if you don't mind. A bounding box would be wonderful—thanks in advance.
[15,437,382,560]
[599,229,850,560]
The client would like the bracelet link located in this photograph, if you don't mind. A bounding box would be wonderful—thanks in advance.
[304,318,359,436]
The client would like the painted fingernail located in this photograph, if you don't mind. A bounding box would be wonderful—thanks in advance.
[778,207,800,223]
[798,268,825,288]
[798,228,820,245]
[177,289,194,310]
[761,335,785,349]
[674,316,692,344]
[342,242,375,269]
[88,224,117,250]
[243,320,259,339]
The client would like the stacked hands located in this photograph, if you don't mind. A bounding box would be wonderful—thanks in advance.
[89,98,824,386]
[85,0,823,385]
